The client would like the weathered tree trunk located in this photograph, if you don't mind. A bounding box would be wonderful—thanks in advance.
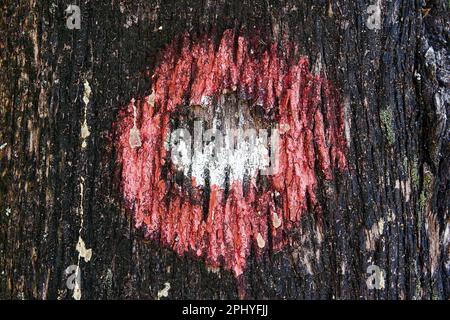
[0,0,448,300]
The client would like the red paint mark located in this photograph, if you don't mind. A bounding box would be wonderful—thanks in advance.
[115,30,347,278]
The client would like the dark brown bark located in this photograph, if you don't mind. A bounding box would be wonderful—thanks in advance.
[0,0,448,299]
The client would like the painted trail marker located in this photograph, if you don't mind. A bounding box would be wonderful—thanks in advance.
[115,30,347,277]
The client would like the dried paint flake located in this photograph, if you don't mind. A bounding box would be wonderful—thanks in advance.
[157,282,171,299]
[272,211,282,229]
[129,127,142,148]
[83,80,91,106]
[76,237,92,262]
[128,99,142,148]
[81,123,90,140]
[81,80,91,149]
[256,233,266,248]
[73,281,82,300]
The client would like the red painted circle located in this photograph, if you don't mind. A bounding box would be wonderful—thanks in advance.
[115,30,347,277]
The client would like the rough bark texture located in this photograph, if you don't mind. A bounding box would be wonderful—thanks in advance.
[0,0,448,300]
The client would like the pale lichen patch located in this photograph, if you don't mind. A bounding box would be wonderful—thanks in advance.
[380,107,395,145]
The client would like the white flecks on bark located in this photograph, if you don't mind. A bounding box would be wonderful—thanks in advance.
[75,81,94,293]
[81,80,91,149]
[157,282,171,300]
[76,237,92,262]
[365,217,385,252]
[425,211,440,275]
[394,178,411,202]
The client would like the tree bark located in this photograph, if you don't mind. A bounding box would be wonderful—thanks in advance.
[0,0,448,299]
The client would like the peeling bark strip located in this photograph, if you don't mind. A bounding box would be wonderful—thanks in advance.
[115,30,347,277]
